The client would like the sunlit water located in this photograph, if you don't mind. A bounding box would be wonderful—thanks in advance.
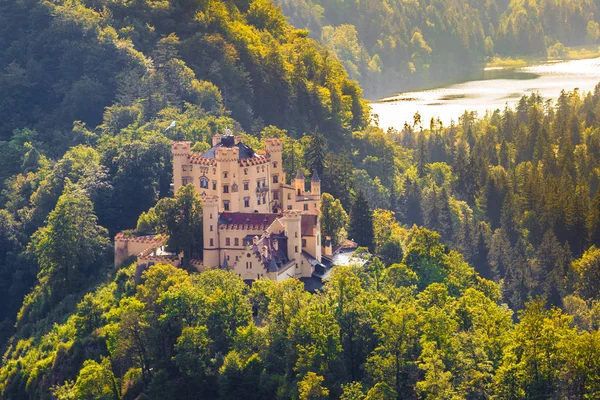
[370,57,600,130]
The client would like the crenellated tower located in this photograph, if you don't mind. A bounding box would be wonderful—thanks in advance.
[202,195,220,268]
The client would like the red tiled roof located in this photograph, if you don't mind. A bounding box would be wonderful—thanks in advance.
[219,212,279,227]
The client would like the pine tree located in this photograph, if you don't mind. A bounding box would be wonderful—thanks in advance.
[349,191,374,251]
[402,177,423,227]
[416,131,428,178]
[438,188,454,243]
[305,130,328,177]
[423,186,439,232]
[588,188,600,247]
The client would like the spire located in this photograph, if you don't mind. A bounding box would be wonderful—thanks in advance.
[222,254,230,270]
[295,168,305,180]
[311,169,320,182]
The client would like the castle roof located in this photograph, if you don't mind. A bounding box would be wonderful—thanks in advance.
[218,212,278,227]
[295,168,305,180]
[301,214,318,237]
[200,135,258,160]
[311,170,320,182]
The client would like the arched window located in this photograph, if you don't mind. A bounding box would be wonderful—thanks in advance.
[232,183,238,192]
[200,177,209,188]
[223,171,228,178]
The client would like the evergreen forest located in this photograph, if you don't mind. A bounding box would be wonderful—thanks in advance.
[276,0,600,97]
[0,0,600,399]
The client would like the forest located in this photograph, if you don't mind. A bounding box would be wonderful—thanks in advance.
[1,0,600,399]
[275,0,600,97]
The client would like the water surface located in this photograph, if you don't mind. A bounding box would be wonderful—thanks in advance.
[370,57,600,130]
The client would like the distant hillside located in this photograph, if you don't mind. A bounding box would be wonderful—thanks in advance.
[0,0,369,149]
[275,0,600,97]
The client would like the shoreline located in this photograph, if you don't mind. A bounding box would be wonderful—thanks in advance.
[373,53,600,104]
[486,46,600,69]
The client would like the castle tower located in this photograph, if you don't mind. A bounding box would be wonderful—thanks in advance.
[214,138,240,213]
[202,195,220,267]
[264,137,285,188]
[311,170,321,196]
[172,141,191,193]
[281,211,303,273]
[294,169,305,197]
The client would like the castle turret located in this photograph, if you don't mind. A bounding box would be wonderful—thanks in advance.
[172,141,191,193]
[311,170,321,196]
[264,137,285,189]
[294,169,305,196]
[282,211,302,269]
[202,195,220,268]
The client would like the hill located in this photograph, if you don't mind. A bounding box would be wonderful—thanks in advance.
[1,0,600,398]
[275,0,600,97]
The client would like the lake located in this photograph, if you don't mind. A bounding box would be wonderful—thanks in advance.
[370,57,600,131]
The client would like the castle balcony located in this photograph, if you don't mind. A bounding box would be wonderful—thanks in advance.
[256,186,270,193]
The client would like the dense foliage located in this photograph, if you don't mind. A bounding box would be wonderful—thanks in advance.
[2,0,600,398]
[0,0,368,350]
[275,0,600,97]
[2,232,599,399]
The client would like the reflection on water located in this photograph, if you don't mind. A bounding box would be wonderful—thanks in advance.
[371,57,600,130]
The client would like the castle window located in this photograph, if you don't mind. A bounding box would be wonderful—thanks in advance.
[295,245,298,253]
[200,177,209,188]
[273,175,279,184]
[273,161,278,168]
[295,232,298,238]
[273,191,279,200]
[244,197,250,208]
[256,180,261,189]
[257,195,261,205]
[226,237,231,246]
[304,204,309,211]
[287,193,291,200]
[244,168,248,175]
[287,205,292,210]
[212,181,217,190]
[262,179,266,187]
[244,181,249,190]
[262,194,266,204]
[223,185,229,193]
[223,200,230,211]
[262,166,265,172]
[182,165,187,172]
[210,225,213,232]
[210,238,214,246]
[223,171,228,178]
[302,239,307,247]
[235,238,239,246]
[257,167,260,173]
[232,183,238,192]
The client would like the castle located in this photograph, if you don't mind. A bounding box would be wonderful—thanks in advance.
[115,132,327,283]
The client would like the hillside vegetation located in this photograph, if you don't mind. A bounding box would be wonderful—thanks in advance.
[275,0,600,97]
[1,0,600,399]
